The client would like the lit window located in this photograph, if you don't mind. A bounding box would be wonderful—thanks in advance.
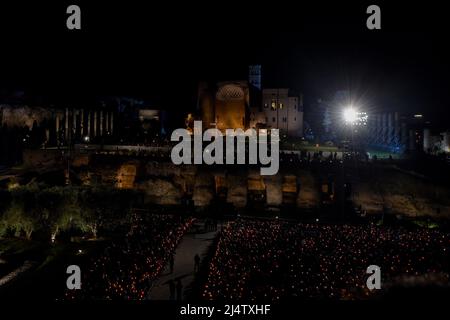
[271,100,276,110]
[264,103,269,108]
[279,103,284,109]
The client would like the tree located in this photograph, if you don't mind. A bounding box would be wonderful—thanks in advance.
[79,188,98,238]
[3,186,40,240]
[37,186,65,241]
[56,188,87,235]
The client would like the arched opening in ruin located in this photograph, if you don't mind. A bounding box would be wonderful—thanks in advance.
[214,175,228,202]
[247,176,266,206]
[282,175,298,206]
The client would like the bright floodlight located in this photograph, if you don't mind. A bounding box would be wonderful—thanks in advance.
[343,107,358,124]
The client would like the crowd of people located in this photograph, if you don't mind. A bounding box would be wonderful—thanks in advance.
[203,219,450,300]
[66,214,193,300]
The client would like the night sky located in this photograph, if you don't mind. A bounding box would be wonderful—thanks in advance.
[0,1,449,126]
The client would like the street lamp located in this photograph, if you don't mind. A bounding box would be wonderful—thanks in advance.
[342,106,368,126]
[343,107,358,125]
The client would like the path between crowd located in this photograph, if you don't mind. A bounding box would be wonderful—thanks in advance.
[148,221,220,300]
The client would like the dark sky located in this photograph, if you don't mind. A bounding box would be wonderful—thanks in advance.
[0,1,449,126]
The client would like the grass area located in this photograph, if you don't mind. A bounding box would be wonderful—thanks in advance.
[281,139,340,152]
[297,145,339,152]
[366,148,405,160]
[412,220,439,229]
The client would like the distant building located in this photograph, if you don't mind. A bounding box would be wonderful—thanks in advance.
[248,65,262,90]
[423,129,450,154]
[366,112,450,154]
[366,112,417,153]
[138,108,168,136]
[198,65,304,137]
[443,131,450,153]
[248,88,303,137]
[198,81,251,131]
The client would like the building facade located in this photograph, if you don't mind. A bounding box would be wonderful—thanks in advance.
[197,65,304,137]
[249,88,303,137]
[198,81,251,132]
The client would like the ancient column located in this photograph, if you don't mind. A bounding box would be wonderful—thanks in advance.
[105,111,110,134]
[110,112,114,135]
[87,111,91,137]
[401,122,408,149]
[376,114,382,145]
[394,112,400,146]
[73,109,77,139]
[65,108,69,141]
[80,109,84,137]
[382,113,388,146]
[388,113,394,146]
[368,114,376,145]
[93,111,97,137]
[100,110,104,136]
[56,113,60,134]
